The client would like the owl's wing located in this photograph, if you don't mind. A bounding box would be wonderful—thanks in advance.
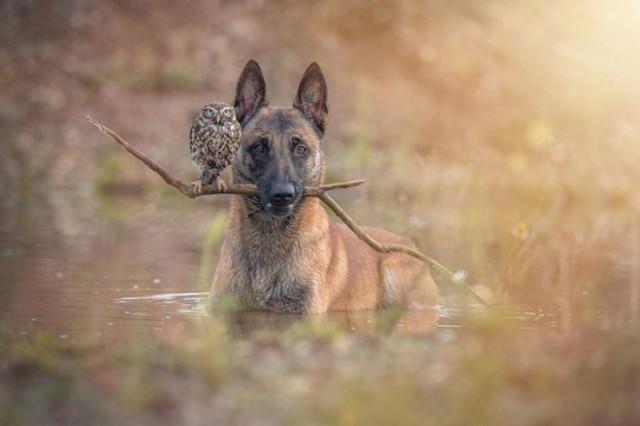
[232,122,242,141]
[189,121,201,151]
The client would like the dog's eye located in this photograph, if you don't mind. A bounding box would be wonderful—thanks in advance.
[252,140,268,155]
[292,137,308,156]
[294,144,308,156]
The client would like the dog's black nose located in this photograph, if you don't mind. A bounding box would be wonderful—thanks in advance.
[269,183,296,206]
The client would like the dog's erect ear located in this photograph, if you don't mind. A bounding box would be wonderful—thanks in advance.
[293,63,328,136]
[234,60,268,126]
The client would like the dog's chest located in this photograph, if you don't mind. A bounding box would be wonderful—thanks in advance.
[232,231,313,313]
[252,257,312,313]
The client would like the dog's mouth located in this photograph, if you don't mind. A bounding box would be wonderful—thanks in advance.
[258,181,303,218]
[263,203,296,218]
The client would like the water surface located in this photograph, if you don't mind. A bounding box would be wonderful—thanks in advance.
[0,190,560,342]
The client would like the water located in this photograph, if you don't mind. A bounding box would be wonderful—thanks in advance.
[0,234,543,341]
[0,190,560,342]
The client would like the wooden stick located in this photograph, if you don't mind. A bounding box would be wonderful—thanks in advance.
[87,116,489,306]
[87,116,365,198]
[320,193,489,306]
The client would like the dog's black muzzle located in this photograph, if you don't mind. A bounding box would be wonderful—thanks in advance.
[260,181,303,218]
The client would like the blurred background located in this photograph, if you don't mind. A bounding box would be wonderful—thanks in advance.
[2,0,640,327]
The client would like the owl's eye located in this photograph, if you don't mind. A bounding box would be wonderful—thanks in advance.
[204,107,215,117]
[223,108,233,117]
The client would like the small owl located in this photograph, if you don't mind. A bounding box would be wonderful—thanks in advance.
[189,102,241,193]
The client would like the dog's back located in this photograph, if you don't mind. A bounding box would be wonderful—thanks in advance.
[210,60,439,313]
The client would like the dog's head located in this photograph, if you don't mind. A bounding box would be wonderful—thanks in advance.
[232,60,328,218]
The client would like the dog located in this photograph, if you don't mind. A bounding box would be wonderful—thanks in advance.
[210,60,439,314]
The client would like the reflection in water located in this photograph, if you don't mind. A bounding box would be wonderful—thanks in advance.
[115,292,209,317]
[114,292,440,337]
[222,308,440,337]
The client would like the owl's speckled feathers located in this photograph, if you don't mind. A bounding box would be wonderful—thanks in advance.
[189,102,241,193]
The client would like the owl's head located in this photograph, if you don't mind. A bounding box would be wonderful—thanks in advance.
[201,102,236,125]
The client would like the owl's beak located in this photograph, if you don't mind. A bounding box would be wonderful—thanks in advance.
[215,114,222,124]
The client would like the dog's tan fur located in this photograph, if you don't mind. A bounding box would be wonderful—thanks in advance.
[210,60,438,314]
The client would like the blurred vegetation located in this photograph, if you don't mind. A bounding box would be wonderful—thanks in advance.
[1,319,639,425]
[196,212,227,292]
[95,153,152,195]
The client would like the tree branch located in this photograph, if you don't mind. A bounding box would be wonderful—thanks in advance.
[87,116,489,306]
[87,116,364,198]
[319,193,489,306]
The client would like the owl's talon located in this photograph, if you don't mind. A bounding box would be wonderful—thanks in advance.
[214,177,228,192]
[192,180,204,195]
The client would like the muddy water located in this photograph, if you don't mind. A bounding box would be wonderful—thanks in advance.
[0,190,555,342]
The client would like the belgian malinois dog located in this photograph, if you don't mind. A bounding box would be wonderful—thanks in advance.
[210,60,439,314]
